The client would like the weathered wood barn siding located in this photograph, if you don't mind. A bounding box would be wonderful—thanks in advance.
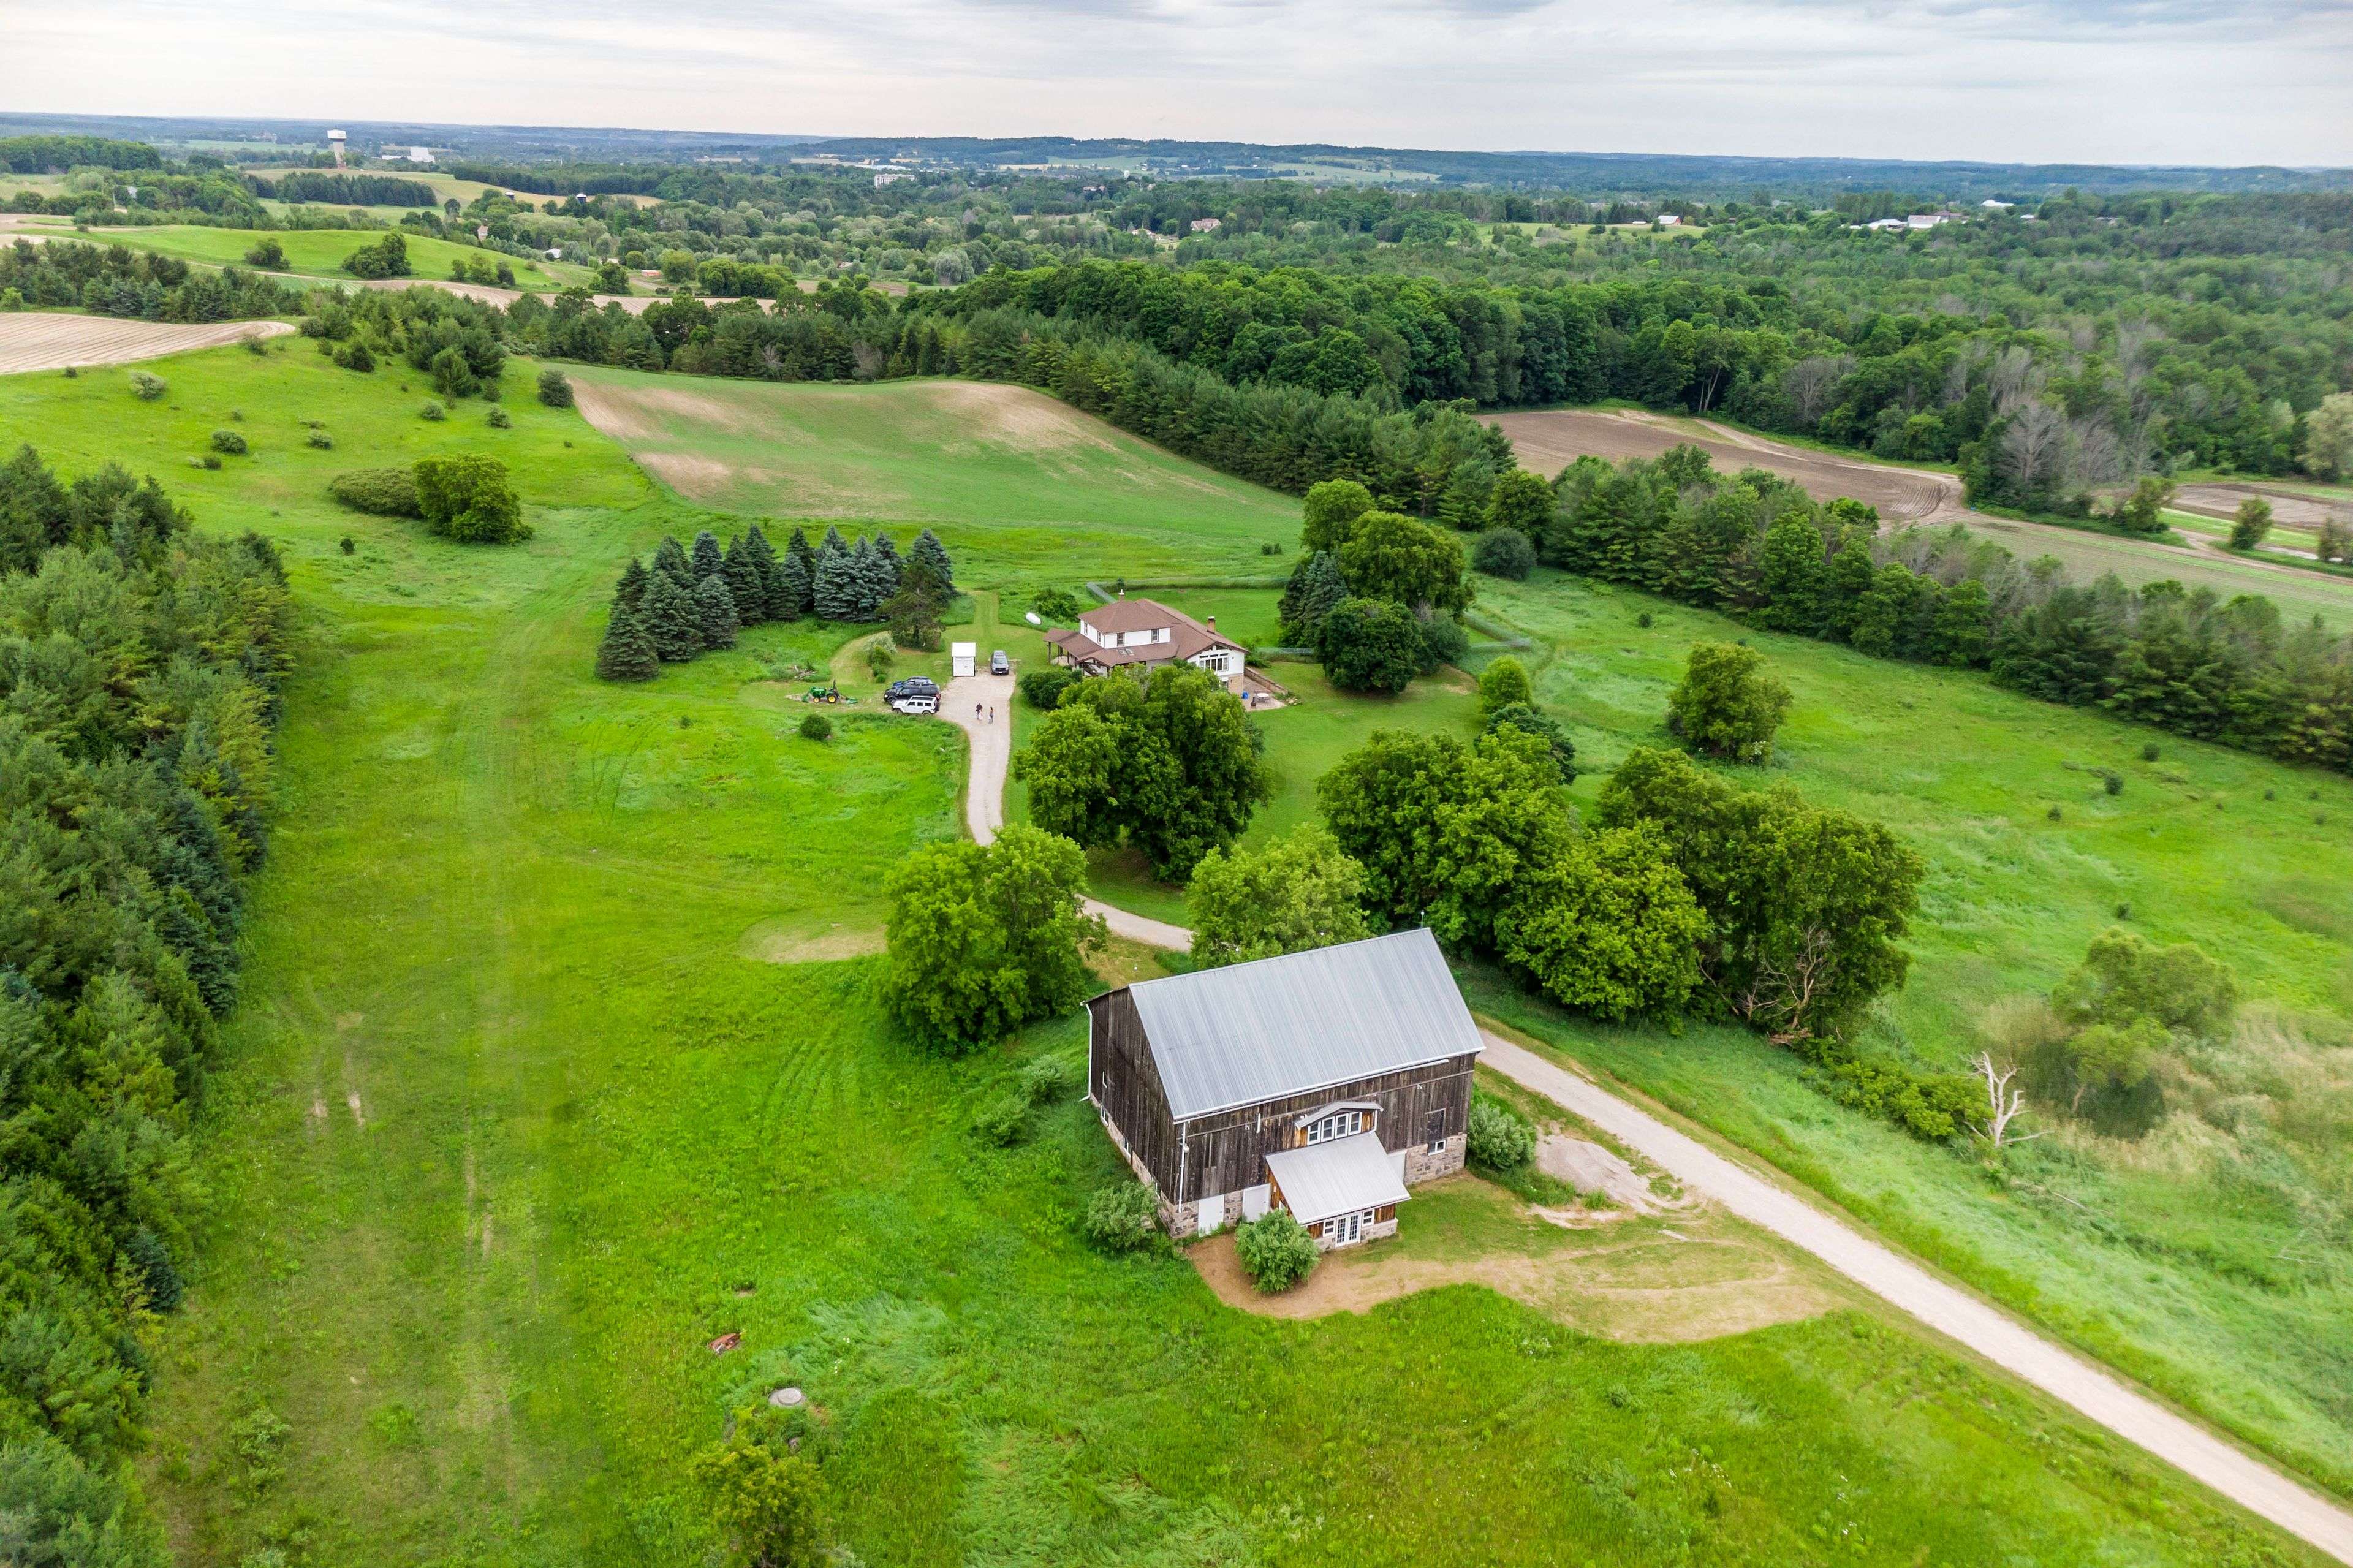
[1086,988,1181,1196]
[1167,1058,1476,1206]
[1090,980,1475,1209]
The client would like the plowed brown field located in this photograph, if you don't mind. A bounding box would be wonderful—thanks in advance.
[0,313,294,374]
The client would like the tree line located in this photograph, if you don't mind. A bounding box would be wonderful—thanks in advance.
[0,447,293,1562]
[596,523,956,681]
[0,238,300,322]
[1539,447,2353,776]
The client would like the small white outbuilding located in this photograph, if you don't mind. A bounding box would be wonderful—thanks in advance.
[951,642,977,678]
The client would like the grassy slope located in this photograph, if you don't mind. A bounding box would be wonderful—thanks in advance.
[1460,569,2353,1492]
[77,222,586,289]
[0,351,2317,1565]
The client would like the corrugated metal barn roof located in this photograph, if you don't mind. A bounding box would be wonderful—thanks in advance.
[1126,929,1482,1120]
[1264,1132,1412,1225]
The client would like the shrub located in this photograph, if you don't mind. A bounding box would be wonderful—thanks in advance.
[339,536,355,555]
[414,453,529,543]
[210,429,248,455]
[1234,1212,1319,1292]
[1473,526,1537,580]
[306,429,333,449]
[1018,667,1078,710]
[1665,641,1791,763]
[1417,613,1469,673]
[798,712,832,741]
[1083,1181,1162,1254]
[536,368,574,407]
[486,406,512,429]
[198,453,221,470]
[418,400,447,422]
[969,1092,1029,1148]
[0,287,22,311]
[129,371,166,401]
[333,339,375,373]
[1466,1094,1536,1172]
[328,468,422,517]
[243,237,287,269]
[1019,1055,1075,1104]
[864,635,894,680]
[1476,656,1533,719]
[1029,587,1083,624]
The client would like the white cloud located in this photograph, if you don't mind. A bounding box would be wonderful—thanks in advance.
[4,0,2347,166]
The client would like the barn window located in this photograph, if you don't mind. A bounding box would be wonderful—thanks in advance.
[1422,1108,1446,1153]
[1303,1109,1363,1145]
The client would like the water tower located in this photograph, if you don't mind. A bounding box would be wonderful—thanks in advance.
[327,129,347,168]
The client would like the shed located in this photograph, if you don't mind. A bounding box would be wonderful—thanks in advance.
[951,642,977,678]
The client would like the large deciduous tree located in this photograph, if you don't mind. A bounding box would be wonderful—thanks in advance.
[881,825,1104,1051]
[1666,641,1791,763]
[1186,825,1371,969]
[1337,511,1472,616]
[1013,666,1271,879]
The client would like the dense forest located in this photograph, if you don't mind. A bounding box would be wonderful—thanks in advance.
[0,450,292,1561]
[0,239,301,321]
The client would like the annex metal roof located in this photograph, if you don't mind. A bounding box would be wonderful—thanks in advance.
[1265,1132,1412,1226]
[1125,928,1482,1121]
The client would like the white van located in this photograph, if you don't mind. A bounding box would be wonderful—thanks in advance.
[890,693,939,716]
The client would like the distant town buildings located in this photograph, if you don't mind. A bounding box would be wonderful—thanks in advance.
[1189,216,1221,233]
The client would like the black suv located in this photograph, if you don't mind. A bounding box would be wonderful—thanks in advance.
[885,676,939,700]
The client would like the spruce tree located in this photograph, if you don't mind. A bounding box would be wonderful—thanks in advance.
[744,525,782,613]
[874,532,903,596]
[812,543,859,621]
[642,569,705,661]
[614,556,650,613]
[820,524,847,555]
[694,575,740,648]
[849,536,887,619]
[596,600,660,681]
[653,534,694,587]
[786,526,816,583]
[770,550,812,619]
[909,528,954,590]
[691,529,726,581]
[722,534,766,624]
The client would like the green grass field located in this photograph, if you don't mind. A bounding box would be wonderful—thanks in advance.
[0,349,2325,1564]
[77,222,588,289]
[1453,570,2353,1493]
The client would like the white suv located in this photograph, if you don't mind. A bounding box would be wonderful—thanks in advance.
[890,692,939,716]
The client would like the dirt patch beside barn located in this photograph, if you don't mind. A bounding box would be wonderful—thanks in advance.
[1188,1173,1847,1343]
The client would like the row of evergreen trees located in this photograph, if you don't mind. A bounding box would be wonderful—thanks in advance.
[1544,448,2353,775]
[596,522,954,681]
[0,446,294,1559]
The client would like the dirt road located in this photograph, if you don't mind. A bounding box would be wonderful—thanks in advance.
[942,675,1213,955]
[1474,1031,2353,1565]
[944,686,2353,1558]
[0,312,294,374]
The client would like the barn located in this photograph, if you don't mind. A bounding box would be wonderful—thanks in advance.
[1086,929,1482,1248]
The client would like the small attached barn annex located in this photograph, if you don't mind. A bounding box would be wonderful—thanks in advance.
[1086,929,1482,1248]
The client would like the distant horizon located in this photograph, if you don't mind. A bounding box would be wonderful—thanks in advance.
[4,112,2347,180]
[7,0,2349,168]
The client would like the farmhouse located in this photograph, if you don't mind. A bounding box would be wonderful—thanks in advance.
[1087,929,1482,1248]
[1045,595,1250,692]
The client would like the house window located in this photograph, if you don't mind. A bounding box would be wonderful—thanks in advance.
[1329,1210,1369,1245]
[1303,1110,1364,1145]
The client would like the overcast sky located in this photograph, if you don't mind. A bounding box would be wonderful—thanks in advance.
[7,0,2349,167]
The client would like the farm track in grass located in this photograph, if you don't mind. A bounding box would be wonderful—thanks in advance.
[1494,406,2353,629]
[0,311,294,373]
[1,347,2334,1564]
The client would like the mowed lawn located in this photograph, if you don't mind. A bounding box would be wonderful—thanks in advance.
[77,222,587,289]
[1460,569,2353,1494]
[565,368,1301,577]
[0,349,2322,1564]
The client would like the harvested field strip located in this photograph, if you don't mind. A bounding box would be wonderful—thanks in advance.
[0,312,294,374]
[1491,406,2353,629]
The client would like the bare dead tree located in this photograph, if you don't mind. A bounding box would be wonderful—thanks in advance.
[1737,930,1838,1048]
[1999,399,2071,493]
[1988,346,2042,415]
[1971,1051,2044,1154]
[1781,355,1854,430]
